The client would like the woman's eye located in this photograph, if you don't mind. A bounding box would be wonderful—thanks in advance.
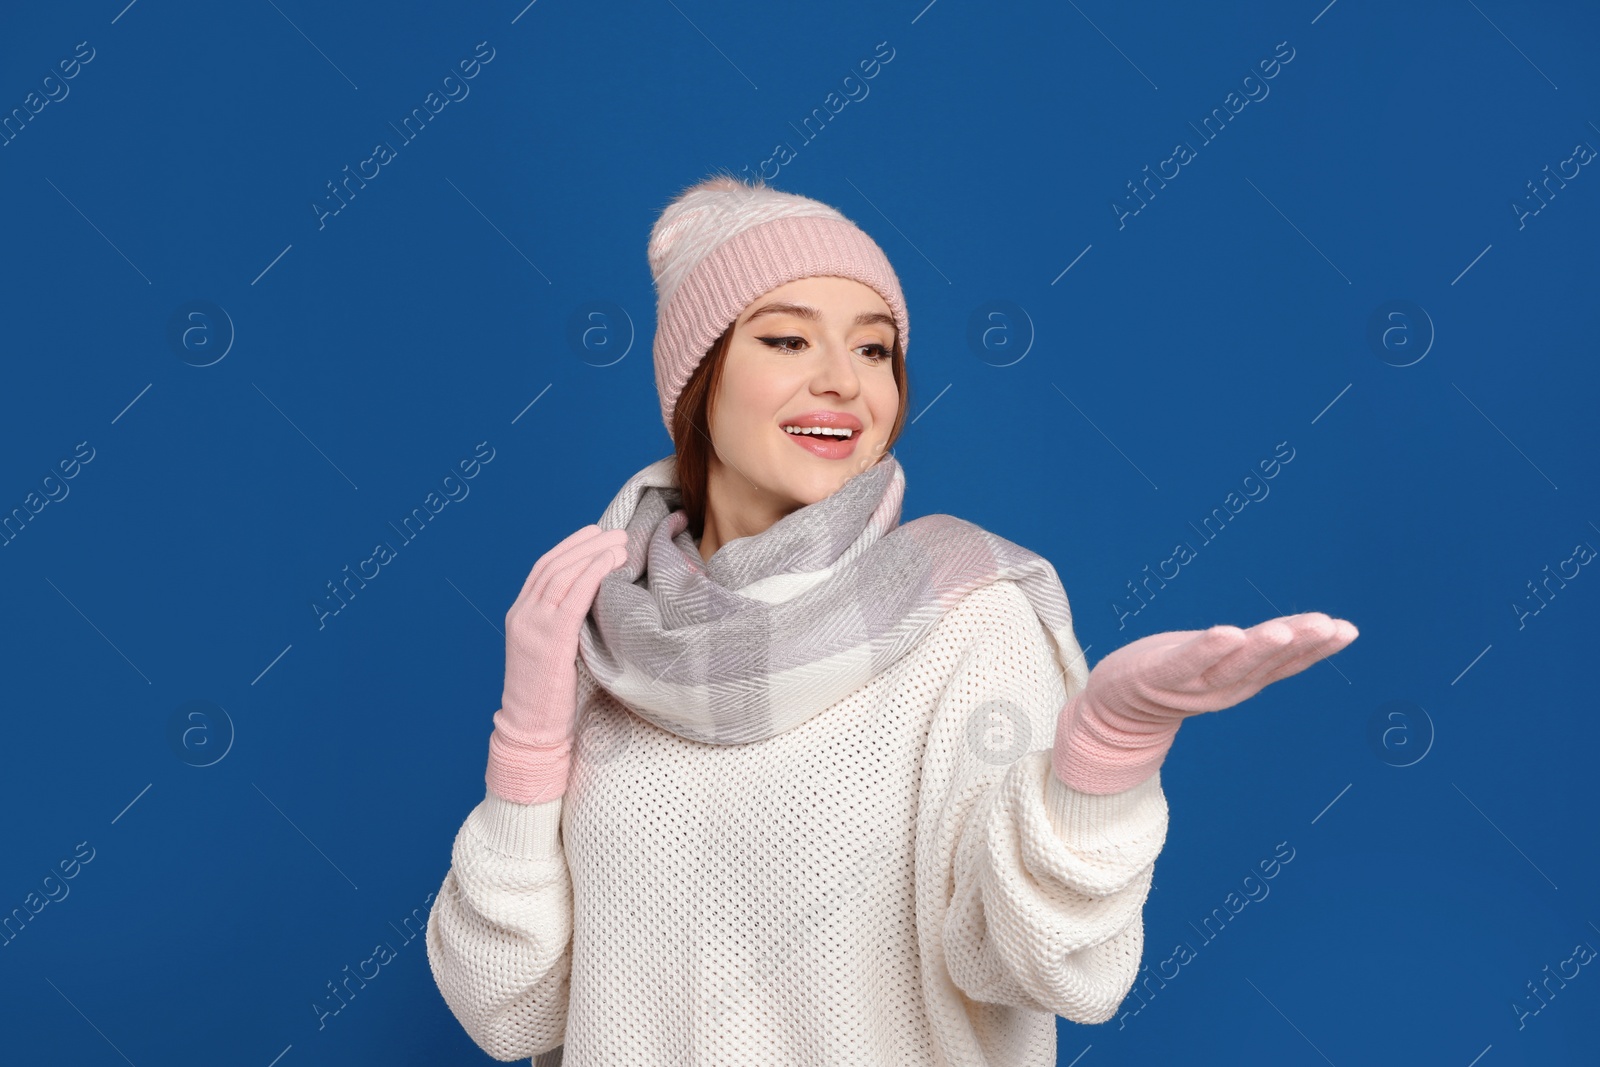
[758,336,807,353]
[860,344,891,362]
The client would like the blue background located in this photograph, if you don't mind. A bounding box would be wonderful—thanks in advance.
[2,0,1597,1064]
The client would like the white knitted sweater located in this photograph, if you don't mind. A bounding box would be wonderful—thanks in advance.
[426,579,1170,1065]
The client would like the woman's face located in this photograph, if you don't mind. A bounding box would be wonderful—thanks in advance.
[706,275,899,523]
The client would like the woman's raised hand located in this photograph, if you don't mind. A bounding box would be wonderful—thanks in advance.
[1051,612,1359,795]
[485,524,630,805]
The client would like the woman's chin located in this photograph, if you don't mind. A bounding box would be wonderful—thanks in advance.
[767,469,837,508]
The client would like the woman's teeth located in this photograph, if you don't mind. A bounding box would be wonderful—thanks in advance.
[783,426,854,438]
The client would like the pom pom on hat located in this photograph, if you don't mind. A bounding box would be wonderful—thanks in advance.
[648,173,909,440]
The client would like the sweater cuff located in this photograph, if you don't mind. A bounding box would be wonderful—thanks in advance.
[465,787,565,860]
[1043,766,1164,844]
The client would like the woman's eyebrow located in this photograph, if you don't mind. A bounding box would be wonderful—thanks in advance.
[744,302,896,331]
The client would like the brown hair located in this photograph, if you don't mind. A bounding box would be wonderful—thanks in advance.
[670,324,910,542]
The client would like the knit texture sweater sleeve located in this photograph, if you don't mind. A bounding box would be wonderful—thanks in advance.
[915,580,1169,1053]
[425,775,573,1060]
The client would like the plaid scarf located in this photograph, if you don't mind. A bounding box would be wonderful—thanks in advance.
[577,453,1090,745]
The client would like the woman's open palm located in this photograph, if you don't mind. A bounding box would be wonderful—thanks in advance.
[1090,612,1359,722]
[1053,612,1359,794]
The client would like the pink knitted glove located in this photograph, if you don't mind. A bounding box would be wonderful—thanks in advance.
[1052,612,1358,795]
[485,524,629,805]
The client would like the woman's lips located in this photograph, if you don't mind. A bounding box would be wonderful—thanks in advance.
[782,427,859,459]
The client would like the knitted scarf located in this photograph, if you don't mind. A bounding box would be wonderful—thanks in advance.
[576,453,1090,745]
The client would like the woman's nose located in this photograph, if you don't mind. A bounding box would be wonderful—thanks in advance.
[811,341,860,393]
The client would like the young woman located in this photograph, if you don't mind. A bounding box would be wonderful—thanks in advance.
[425,175,1358,1066]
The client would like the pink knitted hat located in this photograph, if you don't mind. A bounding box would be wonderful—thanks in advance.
[648,174,910,439]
